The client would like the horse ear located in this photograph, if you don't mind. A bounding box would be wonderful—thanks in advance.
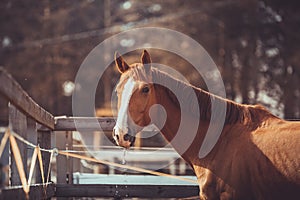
[141,50,152,74]
[115,52,130,73]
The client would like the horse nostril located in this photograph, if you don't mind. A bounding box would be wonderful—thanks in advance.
[116,134,119,140]
[124,134,135,146]
[124,134,130,141]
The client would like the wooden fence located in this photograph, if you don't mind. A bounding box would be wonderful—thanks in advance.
[0,67,199,199]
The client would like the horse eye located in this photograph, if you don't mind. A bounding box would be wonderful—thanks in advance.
[142,86,149,93]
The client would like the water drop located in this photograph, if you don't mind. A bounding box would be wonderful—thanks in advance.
[122,148,127,165]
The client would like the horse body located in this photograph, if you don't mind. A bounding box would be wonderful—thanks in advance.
[192,120,300,200]
[154,81,300,199]
[113,50,300,199]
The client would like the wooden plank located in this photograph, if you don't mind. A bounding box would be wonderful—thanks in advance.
[55,184,199,198]
[35,125,52,184]
[9,104,27,186]
[0,67,54,129]
[54,117,115,131]
[72,174,198,186]
[0,183,55,200]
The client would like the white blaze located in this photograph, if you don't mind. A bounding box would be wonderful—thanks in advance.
[115,77,136,134]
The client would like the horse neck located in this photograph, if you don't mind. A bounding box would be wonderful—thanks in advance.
[150,68,271,161]
[150,69,216,158]
[153,84,182,142]
[153,84,212,160]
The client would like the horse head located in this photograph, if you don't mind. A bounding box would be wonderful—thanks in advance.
[113,50,157,148]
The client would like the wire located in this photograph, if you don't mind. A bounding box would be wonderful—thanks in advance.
[0,127,197,184]
[10,130,53,153]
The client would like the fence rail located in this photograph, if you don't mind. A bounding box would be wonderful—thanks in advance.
[0,68,55,129]
[0,66,199,199]
[54,116,116,131]
[55,184,198,198]
[0,183,55,200]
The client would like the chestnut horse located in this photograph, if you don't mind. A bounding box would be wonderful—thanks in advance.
[112,50,300,200]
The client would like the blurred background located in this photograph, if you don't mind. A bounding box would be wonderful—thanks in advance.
[1,0,300,123]
[0,0,300,188]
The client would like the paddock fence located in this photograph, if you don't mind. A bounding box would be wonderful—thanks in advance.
[0,67,199,199]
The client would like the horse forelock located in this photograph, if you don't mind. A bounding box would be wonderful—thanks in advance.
[116,64,149,92]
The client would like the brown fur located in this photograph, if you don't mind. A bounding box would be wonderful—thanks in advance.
[114,51,300,199]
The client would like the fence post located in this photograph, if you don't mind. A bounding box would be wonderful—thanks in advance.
[56,131,73,184]
[36,124,52,184]
[56,131,73,200]
[8,103,27,186]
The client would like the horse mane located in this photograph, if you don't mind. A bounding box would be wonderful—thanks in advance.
[117,65,275,126]
[150,68,274,126]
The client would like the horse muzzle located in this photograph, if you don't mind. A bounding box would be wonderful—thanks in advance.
[113,127,136,148]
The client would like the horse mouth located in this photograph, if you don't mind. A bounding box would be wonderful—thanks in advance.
[123,133,136,146]
[113,131,136,148]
